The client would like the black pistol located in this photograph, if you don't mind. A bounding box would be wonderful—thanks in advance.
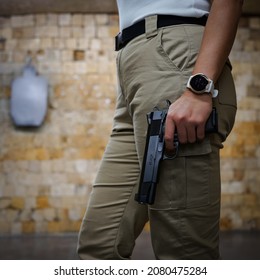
[135,106,218,205]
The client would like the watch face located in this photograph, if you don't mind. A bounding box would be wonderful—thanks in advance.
[190,75,208,92]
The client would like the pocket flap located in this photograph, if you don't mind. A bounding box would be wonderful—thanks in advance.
[177,137,212,157]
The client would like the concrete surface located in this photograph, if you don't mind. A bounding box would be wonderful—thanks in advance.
[0,230,259,260]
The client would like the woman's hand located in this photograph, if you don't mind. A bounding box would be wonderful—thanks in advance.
[164,90,212,154]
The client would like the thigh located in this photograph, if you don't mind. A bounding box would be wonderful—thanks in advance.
[78,106,148,259]
[149,144,221,260]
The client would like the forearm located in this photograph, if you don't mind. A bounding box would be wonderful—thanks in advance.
[193,0,243,82]
[165,0,243,147]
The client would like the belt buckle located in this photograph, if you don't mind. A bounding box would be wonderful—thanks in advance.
[115,32,124,51]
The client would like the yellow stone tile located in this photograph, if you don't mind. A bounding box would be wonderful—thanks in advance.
[47,221,60,233]
[36,196,49,209]
[22,221,35,233]
[11,197,25,210]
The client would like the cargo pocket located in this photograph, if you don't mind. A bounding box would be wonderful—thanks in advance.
[214,61,237,142]
[150,138,212,210]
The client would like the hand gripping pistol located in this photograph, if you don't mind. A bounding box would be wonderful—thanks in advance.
[135,103,218,205]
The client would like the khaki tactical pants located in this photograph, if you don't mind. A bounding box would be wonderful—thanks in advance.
[77,16,237,260]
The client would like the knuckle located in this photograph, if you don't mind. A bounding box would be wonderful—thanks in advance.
[164,134,172,143]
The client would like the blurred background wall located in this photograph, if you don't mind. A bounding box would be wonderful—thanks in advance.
[0,0,259,235]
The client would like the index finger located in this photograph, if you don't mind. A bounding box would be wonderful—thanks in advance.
[164,115,176,156]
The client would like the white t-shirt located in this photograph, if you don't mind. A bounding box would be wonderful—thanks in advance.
[117,0,211,30]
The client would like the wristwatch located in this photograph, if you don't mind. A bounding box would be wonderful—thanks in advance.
[186,73,218,98]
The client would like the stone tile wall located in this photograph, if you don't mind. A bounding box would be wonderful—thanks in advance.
[0,14,259,234]
[0,14,118,234]
[220,17,260,230]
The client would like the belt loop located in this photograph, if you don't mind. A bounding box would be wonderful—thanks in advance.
[145,15,158,39]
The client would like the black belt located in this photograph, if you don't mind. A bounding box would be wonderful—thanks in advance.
[115,15,207,51]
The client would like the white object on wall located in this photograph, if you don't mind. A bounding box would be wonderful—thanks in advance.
[10,63,48,127]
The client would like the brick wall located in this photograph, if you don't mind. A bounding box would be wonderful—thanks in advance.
[0,14,259,234]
